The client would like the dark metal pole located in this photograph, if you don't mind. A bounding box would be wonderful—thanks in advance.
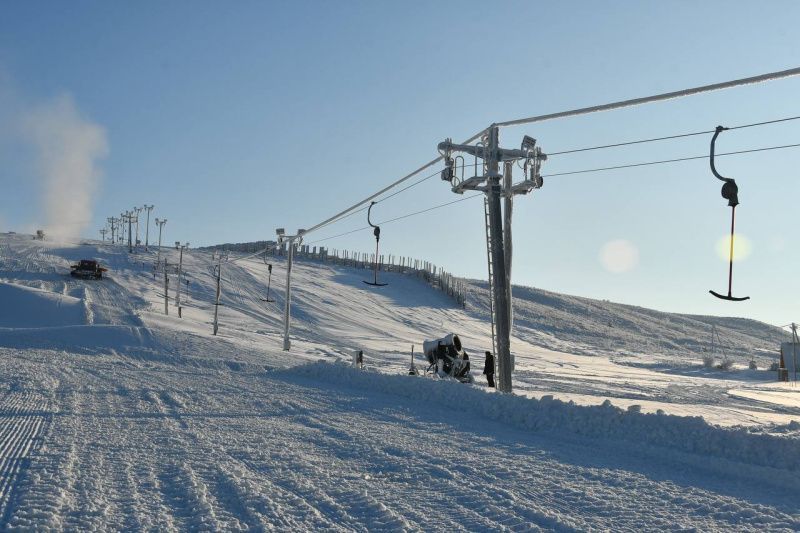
[486,127,513,393]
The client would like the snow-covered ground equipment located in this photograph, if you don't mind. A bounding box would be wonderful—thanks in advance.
[423,333,473,383]
[708,126,749,302]
[70,259,107,279]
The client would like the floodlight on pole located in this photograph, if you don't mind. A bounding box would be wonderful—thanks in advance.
[107,217,118,244]
[133,206,143,249]
[119,213,127,244]
[143,205,154,251]
[155,218,167,267]
[278,228,304,351]
[175,242,189,316]
[123,211,134,253]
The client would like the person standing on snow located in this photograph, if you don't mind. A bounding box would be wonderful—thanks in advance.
[483,351,495,388]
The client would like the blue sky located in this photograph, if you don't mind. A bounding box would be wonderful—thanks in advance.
[1,1,798,326]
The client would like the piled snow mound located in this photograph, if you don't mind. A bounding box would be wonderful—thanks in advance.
[0,324,159,356]
[0,281,85,328]
[282,361,800,472]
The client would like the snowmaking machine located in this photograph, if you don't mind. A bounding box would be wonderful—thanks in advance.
[423,333,474,383]
[70,259,107,279]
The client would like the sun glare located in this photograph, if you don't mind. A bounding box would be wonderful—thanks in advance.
[716,234,752,262]
[599,239,639,273]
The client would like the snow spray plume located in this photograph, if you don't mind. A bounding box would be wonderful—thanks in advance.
[22,94,108,240]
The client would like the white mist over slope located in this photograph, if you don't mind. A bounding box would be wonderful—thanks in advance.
[20,94,108,240]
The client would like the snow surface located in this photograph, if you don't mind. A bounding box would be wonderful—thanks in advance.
[0,232,798,530]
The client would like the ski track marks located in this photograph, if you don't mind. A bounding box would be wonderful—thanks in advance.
[1,234,799,530]
[0,390,49,523]
[0,349,799,530]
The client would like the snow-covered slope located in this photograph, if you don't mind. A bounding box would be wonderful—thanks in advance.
[0,232,798,530]
[467,280,782,360]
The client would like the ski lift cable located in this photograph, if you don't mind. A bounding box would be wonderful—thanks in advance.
[299,137,789,247]
[298,130,488,238]
[547,114,800,157]
[291,67,800,242]
[495,66,800,129]
[280,166,444,239]
[227,246,274,264]
[306,193,484,245]
[373,167,446,204]
[541,142,800,178]
[285,163,481,241]
[378,193,483,225]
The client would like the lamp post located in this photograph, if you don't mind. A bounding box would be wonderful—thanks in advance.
[143,205,154,251]
[175,242,189,317]
[133,206,143,249]
[276,228,305,351]
[155,218,167,267]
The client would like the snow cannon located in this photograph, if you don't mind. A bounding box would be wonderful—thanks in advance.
[422,333,473,383]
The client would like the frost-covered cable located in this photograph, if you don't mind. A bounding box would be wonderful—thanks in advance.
[496,66,800,128]
[301,130,487,237]
[542,142,800,178]
[373,167,445,204]
[279,70,800,244]
[306,193,483,245]
[547,114,800,156]
[227,245,272,264]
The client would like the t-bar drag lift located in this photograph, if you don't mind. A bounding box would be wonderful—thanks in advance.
[709,125,749,302]
[363,201,388,287]
[260,252,275,302]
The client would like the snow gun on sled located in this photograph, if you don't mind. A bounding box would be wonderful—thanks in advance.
[422,333,474,383]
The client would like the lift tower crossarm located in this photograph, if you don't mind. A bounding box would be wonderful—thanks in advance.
[438,140,528,162]
[437,127,546,393]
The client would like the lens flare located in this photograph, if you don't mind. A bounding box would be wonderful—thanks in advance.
[599,239,639,273]
[716,234,752,262]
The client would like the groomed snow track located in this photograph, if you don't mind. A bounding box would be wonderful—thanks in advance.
[0,233,797,530]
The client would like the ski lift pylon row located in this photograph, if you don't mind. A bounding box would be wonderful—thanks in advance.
[709,125,749,302]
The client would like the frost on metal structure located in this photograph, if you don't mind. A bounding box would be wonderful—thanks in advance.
[143,205,154,251]
[276,227,305,351]
[438,128,545,393]
[275,66,800,368]
[154,218,167,268]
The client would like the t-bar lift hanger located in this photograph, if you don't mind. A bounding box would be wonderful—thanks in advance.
[363,201,388,287]
[260,251,275,302]
[709,125,749,302]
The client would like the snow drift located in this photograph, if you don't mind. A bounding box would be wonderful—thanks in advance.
[282,360,800,473]
[0,281,85,328]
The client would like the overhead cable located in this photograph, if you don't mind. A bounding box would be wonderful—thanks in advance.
[496,66,800,128]
[374,167,444,204]
[226,142,797,258]
[306,194,483,245]
[542,142,800,178]
[288,67,800,241]
[547,114,800,156]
